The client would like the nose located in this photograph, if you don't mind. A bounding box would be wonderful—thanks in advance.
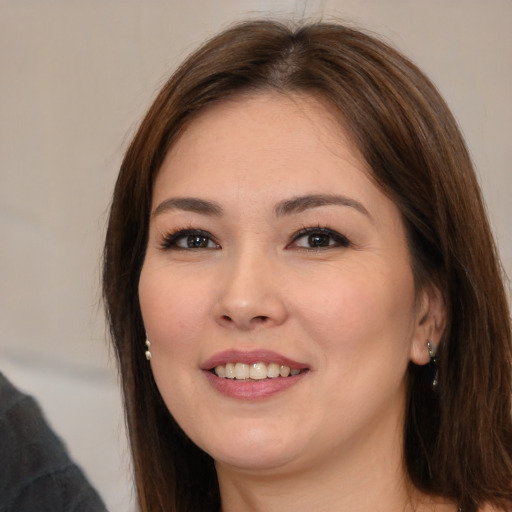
[213,250,288,331]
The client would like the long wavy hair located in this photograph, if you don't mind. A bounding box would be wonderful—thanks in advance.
[103,20,512,512]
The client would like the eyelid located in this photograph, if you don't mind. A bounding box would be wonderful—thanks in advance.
[288,226,350,249]
[160,228,220,250]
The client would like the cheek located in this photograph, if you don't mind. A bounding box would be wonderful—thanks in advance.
[138,266,213,426]
[292,263,417,361]
[138,265,211,362]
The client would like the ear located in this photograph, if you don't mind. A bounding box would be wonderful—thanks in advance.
[409,285,446,366]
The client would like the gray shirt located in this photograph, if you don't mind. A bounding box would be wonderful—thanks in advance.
[0,372,108,512]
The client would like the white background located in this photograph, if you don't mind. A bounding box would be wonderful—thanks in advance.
[1,1,510,510]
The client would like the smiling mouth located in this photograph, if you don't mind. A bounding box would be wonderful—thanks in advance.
[211,362,306,381]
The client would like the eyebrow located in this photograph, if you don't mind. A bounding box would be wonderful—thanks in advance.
[274,194,371,219]
[152,197,224,217]
[152,193,370,219]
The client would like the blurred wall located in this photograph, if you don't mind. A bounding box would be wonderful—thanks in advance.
[1,1,510,510]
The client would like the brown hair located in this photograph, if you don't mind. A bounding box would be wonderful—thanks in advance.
[103,20,512,512]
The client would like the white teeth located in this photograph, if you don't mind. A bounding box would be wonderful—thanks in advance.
[215,365,226,378]
[213,362,303,380]
[235,362,250,380]
[279,365,290,377]
[225,363,235,379]
[267,362,280,378]
[249,362,267,380]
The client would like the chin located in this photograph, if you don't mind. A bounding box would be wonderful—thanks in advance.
[213,447,298,473]
[196,425,306,473]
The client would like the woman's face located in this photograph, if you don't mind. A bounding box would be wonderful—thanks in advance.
[139,93,431,476]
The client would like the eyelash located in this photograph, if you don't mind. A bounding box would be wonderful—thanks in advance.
[159,226,350,251]
[289,226,350,250]
[160,228,219,250]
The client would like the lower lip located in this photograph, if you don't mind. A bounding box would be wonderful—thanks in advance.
[203,370,307,400]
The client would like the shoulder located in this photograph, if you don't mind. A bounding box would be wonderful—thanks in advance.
[0,372,108,512]
[0,371,27,413]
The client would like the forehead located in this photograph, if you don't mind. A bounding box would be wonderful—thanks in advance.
[154,93,373,198]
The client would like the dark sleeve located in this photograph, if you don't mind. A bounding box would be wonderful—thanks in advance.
[0,373,108,512]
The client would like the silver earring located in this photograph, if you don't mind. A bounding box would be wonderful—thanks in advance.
[426,339,438,389]
[145,339,152,361]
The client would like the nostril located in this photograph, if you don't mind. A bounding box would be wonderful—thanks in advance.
[220,314,269,324]
[253,315,269,324]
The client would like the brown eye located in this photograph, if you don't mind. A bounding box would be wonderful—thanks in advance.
[307,233,332,247]
[185,235,211,248]
[161,229,220,250]
[290,227,350,250]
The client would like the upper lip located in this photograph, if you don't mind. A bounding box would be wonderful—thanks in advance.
[201,349,308,371]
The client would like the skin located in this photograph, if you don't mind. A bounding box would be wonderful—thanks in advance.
[138,93,450,512]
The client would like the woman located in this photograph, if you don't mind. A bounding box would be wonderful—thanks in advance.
[103,20,512,512]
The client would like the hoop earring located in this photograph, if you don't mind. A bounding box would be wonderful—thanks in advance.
[144,339,152,361]
[426,339,439,389]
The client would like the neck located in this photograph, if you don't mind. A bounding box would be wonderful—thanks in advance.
[218,460,413,512]
[216,406,416,512]
[217,458,458,512]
